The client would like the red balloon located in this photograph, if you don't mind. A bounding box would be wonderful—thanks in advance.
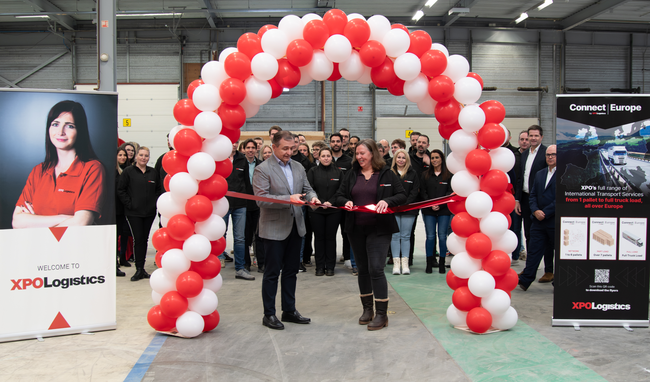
[478,122,506,150]
[147,305,176,331]
[214,159,233,178]
[482,250,511,277]
[174,129,203,157]
[155,251,163,268]
[217,103,246,130]
[446,269,469,290]
[451,212,480,238]
[359,40,386,68]
[176,271,204,298]
[286,39,314,67]
[167,214,195,241]
[480,169,508,197]
[303,20,330,49]
[407,30,433,58]
[164,174,171,192]
[219,78,247,105]
[467,307,492,333]
[257,24,278,39]
[210,237,227,256]
[465,149,492,176]
[465,233,492,260]
[274,59,301,89]
[387,78,405,96]
[328,63,342,81]
[237,32,263,59]
[190,254,222,279]
[480,100,506,124]
[202,310,221,332]
[173,99,201,126]
[160,291,189,318]
[467,72,484,88]
[221,125,241,143]
[452,286,481,312]
[152,227,184,252]
[162,150,189,176]
[438,121,462,140]
[323,9,347,35]
[268,78,283,98]
[198,173,228,200]
[185,195,214,222]
[344,18,371,48]
[371,57,397,88]
[421,50,448,78]
[492,192,515,215]
[494,268,518,292]
[391,24,409,33]
[224,52,252,81]
[187,79,204,99]
[434,100,461,125]
[447,197,467,215]
[428,75,455,103]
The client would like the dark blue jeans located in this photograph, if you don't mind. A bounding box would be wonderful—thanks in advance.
[423,214,451,258]
[519,221,554,288]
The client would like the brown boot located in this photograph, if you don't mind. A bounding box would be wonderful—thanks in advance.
[359,294,374,325]
[368,300,388,330]
[538,272,554,283]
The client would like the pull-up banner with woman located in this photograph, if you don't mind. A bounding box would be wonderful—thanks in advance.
[0,89,118,342]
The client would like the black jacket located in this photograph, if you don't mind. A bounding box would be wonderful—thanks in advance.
[307,163,343,215]
[115,169,125,216]
[332,153,353,173]
[333,164,407,235]
[409,153,430,177]
[516,144,547,201]
[226,152,248,210]
[291,152,312,172]
[420,170,453,216]
[392,166,420,216]
[117,165,162,217]
[241,155,262,211]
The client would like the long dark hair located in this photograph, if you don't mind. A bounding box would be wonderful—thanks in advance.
[43,100,98,171]
[423,149,451,181]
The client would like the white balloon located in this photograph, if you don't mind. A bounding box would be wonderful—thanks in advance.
[176,311,205,338]
[251,53,279,81]
[489,147,515,173]
[431,43,449,57]
[168,125,189,149]
[499,123,510,146]
[183,234,212,262]
[161,248,191,277]
[492,307,518,330]
[447,232,467,255]
[188,289,219,316]
[212,198,230,217]
[160,215,169,227]
[465,191,493,219]
[394,53,421,81]
[245,76,272,105]
[195,214,227,241]
[449,252,482,279]
[382,29,410,58]
[480,212,509,240]
[203,273,223,293]
[449,129,478,157]
[193,111,222,139]
[187,152,216,181]
[446,152,467,174]
[458,104,486,133]
[157,192,186,218]
[454,77,483,105]
[367,15,391,42]
[240,98,260,118]
[447,304,468,327]
[150,268,176,294]
[324,34,352,63]
[347,13,366,21]
[306,50,334,81]
[442,54,470,83]
[468,270,496,298]
[357,65,373,84]
[279,14,304,41]
[218,47,238,62]
[481,289,511,316]
[298,66,313,86]
[450,170,480,197]
[192,84,221,112]
[492,230,518,253]
[202,134,234,162]
[169,172,199,202]
[339,50,364,81]
[261,28,290,59]
[404,73,429,103]
[301,13,322,24]
[201,61,229,87]
[152,290,163,305]
[417,94,437,115]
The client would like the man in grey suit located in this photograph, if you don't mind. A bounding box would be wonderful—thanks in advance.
[252,130,321,330]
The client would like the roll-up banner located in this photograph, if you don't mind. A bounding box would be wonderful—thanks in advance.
[554,94,650,327]
[0,89,117,342]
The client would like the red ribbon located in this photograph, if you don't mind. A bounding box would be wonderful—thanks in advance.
[225,191,462,214]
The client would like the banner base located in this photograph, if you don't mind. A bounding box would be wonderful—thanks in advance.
[0,323,117,343]
[552,318,648,328]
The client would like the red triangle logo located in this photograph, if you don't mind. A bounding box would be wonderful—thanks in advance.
[48,312,71,330]
[49,227,68,242]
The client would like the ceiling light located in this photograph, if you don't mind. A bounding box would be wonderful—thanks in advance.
[116,12,182,17]
[412,10,424,21]
[15,15,49,19]
[515,12,528,23]
[425,0,438,7]
[538,0,553,11]
[448,7,470,15]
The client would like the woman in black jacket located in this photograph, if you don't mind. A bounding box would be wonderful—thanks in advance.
[420,149,453,274]
[307,148,342,276]
[333,140,406,331]
[117,146,162,281]
[115,148,130,277]
[389,149,420,276]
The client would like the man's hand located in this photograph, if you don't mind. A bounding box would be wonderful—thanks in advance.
[290,194,305,203]
[534,210,545,221]
[514,201,521,215]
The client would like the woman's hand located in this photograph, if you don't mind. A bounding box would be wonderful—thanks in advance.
[431,205,440,211]
[322,201,332,209]
[376,200,389,214]
[345,201,354,209]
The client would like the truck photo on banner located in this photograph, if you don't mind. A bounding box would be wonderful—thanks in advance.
[0,88,118,342]
[554,94,650,327]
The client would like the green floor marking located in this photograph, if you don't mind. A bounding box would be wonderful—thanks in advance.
[387,267,606,382]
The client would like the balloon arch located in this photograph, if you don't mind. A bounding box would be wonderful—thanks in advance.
[147,9,518,337]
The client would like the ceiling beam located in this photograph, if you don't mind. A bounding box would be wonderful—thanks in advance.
[22,0,76,30]
[442,0,482,27]
[561,0,632,31]
[202,0,217,29]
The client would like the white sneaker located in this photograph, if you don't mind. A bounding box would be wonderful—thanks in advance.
[344,260,352,269]
[392,261,401,275]
[401,258,410,275]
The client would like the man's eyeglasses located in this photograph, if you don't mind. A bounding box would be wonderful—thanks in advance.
[546,153,556,157]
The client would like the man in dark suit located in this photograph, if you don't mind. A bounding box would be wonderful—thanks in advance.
[252,130,320,330]
[519,145,556,291]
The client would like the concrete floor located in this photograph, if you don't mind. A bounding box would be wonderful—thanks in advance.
[1,216,649,382]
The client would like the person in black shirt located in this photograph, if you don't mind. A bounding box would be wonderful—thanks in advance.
[330,133,353,267]
[238,139,264,273]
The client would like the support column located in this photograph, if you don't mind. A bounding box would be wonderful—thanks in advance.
[97,0,117,92]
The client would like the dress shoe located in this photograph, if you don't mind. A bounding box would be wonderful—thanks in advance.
[315,269,325,276]
[257,264,265,273]
[131,268,150,281]
[224,254,234,262]
[116,268,125,277]
[263,315,284,330]
[352,267,359,276]
[119,260,132,267]
[299,263,306,272]
[325,269,335,276]
[303,259,312,266]
[518,282,529,291]
[538,272,554,283]
[281,310,311,324]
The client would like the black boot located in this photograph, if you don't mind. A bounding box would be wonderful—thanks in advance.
[439,257,446,274]
[119,252,131,267]
[426,256,433,274]
[368,300,388,330]
[432,255,439,267]
[359,294,374,325]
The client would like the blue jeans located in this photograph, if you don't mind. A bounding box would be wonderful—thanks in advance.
[222,207,246,271]
[423,214,451,258]
[391,214,416,259]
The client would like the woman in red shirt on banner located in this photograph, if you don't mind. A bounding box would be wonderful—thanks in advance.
[13,100,105,229]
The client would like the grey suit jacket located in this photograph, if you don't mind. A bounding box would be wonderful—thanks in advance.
[252,156,317,241]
